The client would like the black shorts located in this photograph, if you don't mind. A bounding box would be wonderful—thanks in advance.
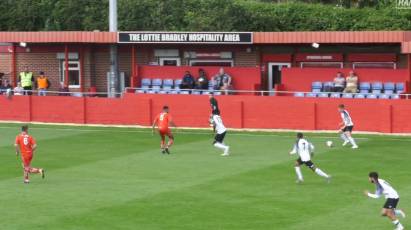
[214,131,226,144]
[342,126,354,132]
[383,198,399,209]
[297,158,315,169]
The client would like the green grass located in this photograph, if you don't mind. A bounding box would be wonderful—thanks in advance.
[0,123,409,230]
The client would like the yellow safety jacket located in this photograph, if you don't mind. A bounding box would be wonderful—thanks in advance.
[20,72,33,87]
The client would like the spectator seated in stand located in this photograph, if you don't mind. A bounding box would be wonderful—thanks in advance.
[333,72,345,92]
[343,71,358,93]
[36,71,51,96]
[180,71,195,89]
[195,68,209,90]
[14,82,24,95]
[59,82,69,96]
[0,72,4,86]
[0,79,12,94]
[212,68,232,95]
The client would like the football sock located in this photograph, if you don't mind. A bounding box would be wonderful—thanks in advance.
[392,220,403,227]
[315,168,329,178]
[161,140,165,149]
[29,168,40,174]
[294,166,303,181]
[340,133,349,142]
[348,136,357,146]
[167,139,174,148]
[214,142,228,152]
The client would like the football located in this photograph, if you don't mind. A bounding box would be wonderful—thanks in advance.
[326,140,333,147]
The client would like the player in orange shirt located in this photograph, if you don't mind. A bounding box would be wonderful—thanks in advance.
[14,125,45,184]
[152,106,176,154]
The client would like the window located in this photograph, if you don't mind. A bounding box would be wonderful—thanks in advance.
[189,60,233,67]
[159,57,181,66]
[60,61,81,88]
[352,62,396,69]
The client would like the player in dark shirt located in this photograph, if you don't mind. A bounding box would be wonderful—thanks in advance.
[209,94,220,115]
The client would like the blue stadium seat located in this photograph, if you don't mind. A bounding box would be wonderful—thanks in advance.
[354,94,366,99]
[396,83,405,93]
[311,82,323,91]
[141,78,151,87]
[158,91,168,94]
[306,92,317,98]
[323,82,334,92]
[384,82,395,91]
[366,94,378,99]
[162,82,173,93]
[174,79,182,89]
[135,89,145,94]
[342,93,353,99]
[141,85,150,90]
[192,91,201,95]
[180,91,190,95]
[163,79,174,90]
[378,94,390,99]
[384,90,394,95]
[169,90,179,94]
[391,94,400,99]
[312,88,322,93]
[372,82,383,89]
[293,92,305,97]
[152,79,162,87]
[359,89,369,94]
[359,82,371,91]
[146,90,156,94]
[152,86,161,92]
[330,93,341,98]
[318,93,329,98]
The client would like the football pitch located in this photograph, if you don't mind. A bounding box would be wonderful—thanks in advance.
[0,123,410,230]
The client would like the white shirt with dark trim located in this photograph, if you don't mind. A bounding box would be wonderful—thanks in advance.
[290,138,314,162]
[212,115,227,134]
[340,109,354,126]
[368,178,399,199]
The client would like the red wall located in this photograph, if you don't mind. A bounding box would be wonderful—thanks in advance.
[1,94,411,133]
[282,68,410,92]
[137,66,260,91]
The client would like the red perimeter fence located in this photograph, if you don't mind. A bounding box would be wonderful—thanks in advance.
[1,93,411,133]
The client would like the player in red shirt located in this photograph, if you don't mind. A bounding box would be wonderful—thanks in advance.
[152,106,176,154]
[14,125,45,184]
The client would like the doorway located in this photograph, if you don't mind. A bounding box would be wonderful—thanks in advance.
[268,62,291,95]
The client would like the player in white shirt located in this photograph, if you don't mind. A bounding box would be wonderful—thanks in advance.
[289,133,331,183]
[364,172,406,230]
[338,104,358,149]
[209,94,230,156]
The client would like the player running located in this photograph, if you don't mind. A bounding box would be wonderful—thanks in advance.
[14,125,45,184]
[338,104,358,149]
[152,105,176,154]
[289,133,331,184]
[364,172,406,230]
[209,94,229,156]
